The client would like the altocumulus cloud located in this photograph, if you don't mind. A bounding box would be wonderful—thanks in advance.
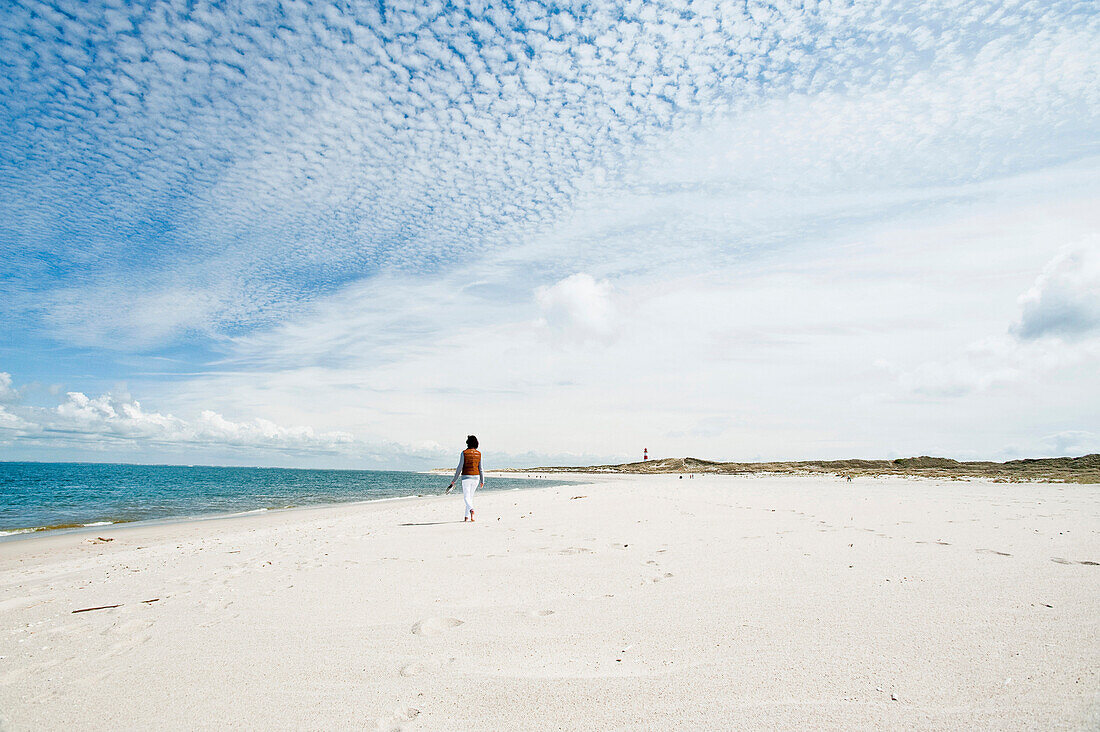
[2,0,1096,348]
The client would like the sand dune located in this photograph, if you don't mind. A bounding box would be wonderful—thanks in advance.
[506,454,1100,483]
[1,474,1097,730]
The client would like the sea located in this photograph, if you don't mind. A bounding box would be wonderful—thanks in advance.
[0,462,572,538]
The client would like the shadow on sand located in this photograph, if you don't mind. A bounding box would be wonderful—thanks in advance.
[399,521,465,526]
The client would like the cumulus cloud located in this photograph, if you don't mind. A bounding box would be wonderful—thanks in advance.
[1013,243,1100,340]
[888,332,1098,400]
[0,405,29,434]
[0,371,621,466]
[889,243,1100,398]
[187,409,354,452]
[0,373,31,436]
[0,372,17,403]
[1042,430,1100,456]
[536,273,619,342]
[47,390,357,453]
[0,374,371,456]
[884,340,1026,398]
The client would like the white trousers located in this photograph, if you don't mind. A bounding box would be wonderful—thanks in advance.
[461,476,479,517]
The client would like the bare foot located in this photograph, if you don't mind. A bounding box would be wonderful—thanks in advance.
[470,511,475,522]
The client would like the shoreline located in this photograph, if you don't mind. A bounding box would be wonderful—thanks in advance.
[0,493,427,544]
[0,471,575,544]
[0,473,597,555]
[0,469,1079,547]
[5,461,1090,542]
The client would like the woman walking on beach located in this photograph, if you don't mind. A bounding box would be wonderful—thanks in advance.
[447,435,484,522]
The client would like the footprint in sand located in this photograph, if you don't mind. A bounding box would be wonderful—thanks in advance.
[374,706,420,731]
[107,631,152,657]
[524,609,555,618]
[977,549,1013,557]
[1052,557,1099,565]
[411,617,463,636]
[196,600,240,628]
[45,621,85,639]
[100,615,156,656]
[399,659,441,677]
[559,547,593,555]
[0,595,49,613]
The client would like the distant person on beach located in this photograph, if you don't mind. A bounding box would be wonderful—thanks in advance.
[447,435,484,522]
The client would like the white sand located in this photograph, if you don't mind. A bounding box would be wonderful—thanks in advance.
[1,474,1098,730]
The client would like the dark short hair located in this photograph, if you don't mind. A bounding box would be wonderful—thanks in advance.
[466,435,478,449]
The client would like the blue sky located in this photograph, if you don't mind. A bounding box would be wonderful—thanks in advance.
[1,0,1099,468]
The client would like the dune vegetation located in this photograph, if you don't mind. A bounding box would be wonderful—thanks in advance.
[509,454,1100,483]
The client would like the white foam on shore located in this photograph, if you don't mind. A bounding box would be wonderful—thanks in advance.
[1,520,117,537]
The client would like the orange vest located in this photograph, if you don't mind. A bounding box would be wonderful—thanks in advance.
[462,448,481,475]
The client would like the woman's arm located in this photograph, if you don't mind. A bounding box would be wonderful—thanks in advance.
[448,454,462,490]
[478,458,484,488]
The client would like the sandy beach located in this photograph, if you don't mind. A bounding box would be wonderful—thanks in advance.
[1,474,1097,730]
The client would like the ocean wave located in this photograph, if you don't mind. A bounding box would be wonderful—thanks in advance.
[0,520,121,537]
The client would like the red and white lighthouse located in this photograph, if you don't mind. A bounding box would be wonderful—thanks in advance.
[643,448,648,461]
